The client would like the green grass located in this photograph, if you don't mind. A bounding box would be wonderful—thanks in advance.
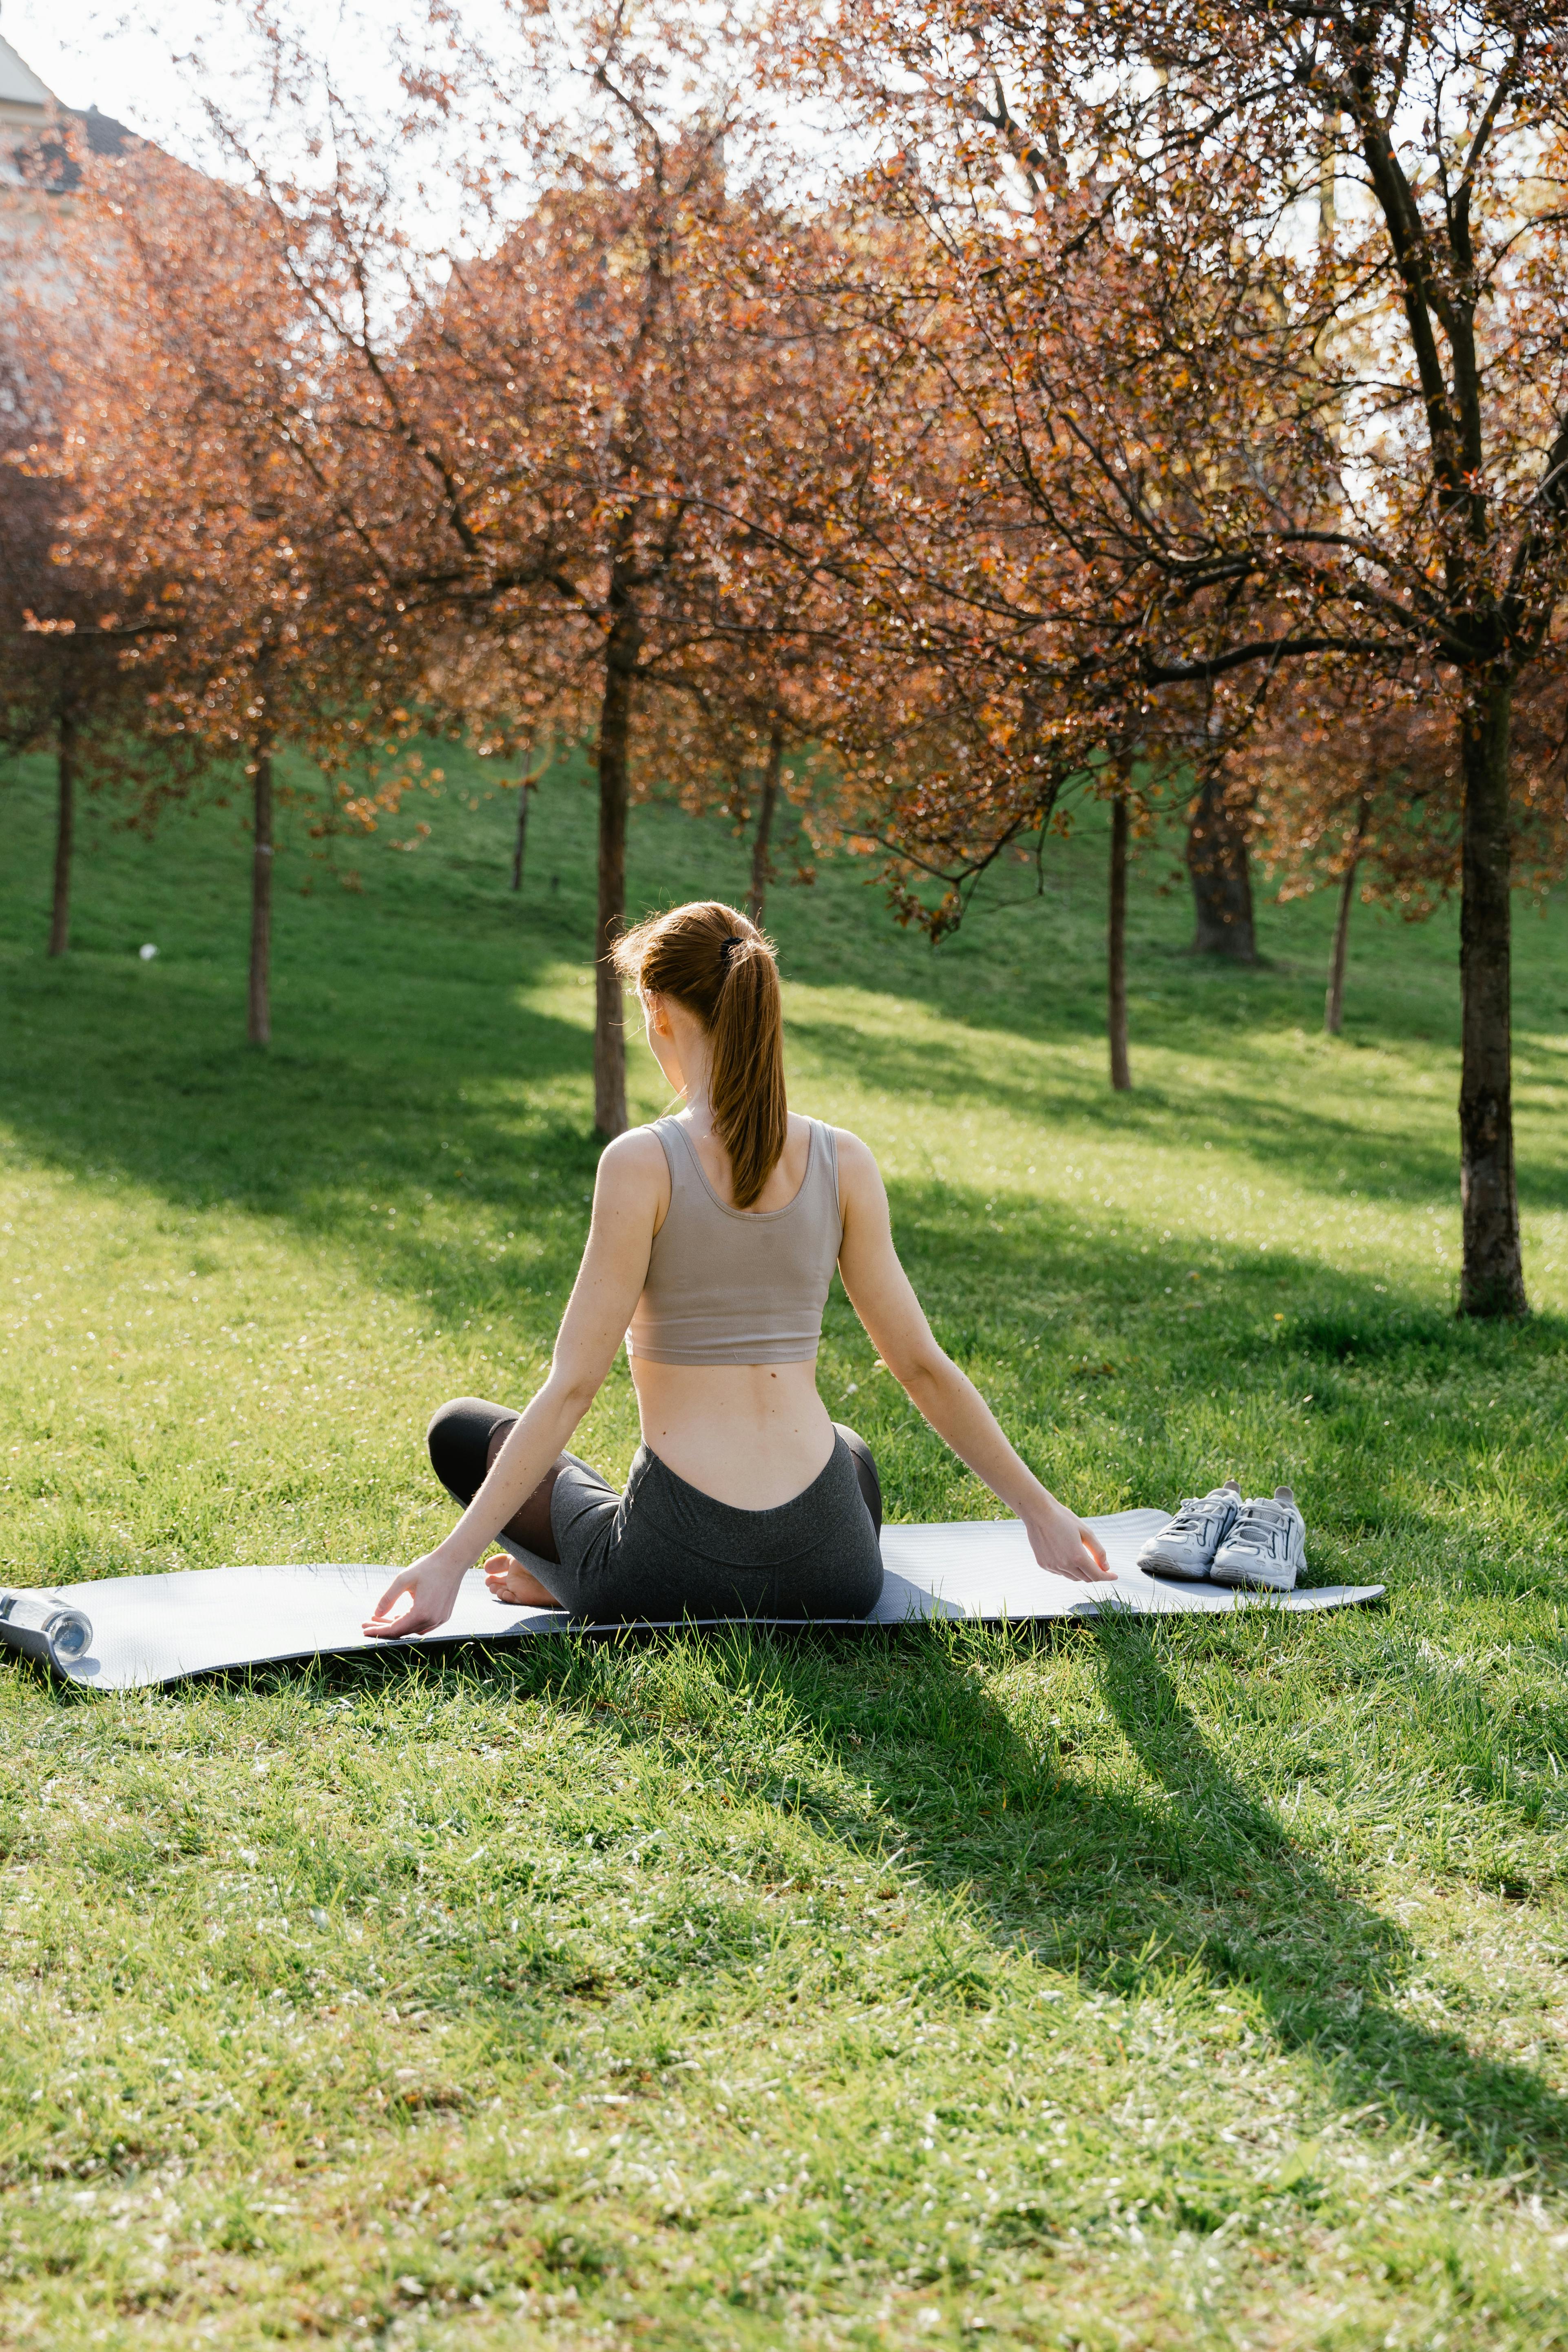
[1,744,1567,2350]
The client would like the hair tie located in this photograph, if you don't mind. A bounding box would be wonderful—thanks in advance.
[718,934,744,969]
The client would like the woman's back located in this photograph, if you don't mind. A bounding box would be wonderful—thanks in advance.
[668,1106,813,1214]
[627,1112,841,1368]
[620,1109,841,1509]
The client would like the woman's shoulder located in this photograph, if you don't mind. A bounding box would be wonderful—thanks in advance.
[595,1123,676,1194]
[803,1113,871,1151]
[805,1119,881,1183]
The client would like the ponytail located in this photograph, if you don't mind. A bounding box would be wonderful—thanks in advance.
[612,900,787,1208]
[708,932,788,1209]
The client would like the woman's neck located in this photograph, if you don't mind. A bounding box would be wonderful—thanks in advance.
[679,1081,715,1132]
[672,1040,716,1125]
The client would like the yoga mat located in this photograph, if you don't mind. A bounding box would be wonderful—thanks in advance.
[0,1509,1383,1692]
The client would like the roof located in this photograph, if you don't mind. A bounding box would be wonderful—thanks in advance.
[0,22,139,197]
[0,32,52,113]
[72,105,135,157]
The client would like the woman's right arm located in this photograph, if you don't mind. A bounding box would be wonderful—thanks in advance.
[363,1130,666,1635]
[833,1132,1113,1583]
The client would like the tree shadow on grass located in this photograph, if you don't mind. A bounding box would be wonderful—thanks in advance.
[18,1586,1566,2189]
[221,1610,1565,2187]
[669,1614,1568,2189]
[1089,1620,1566,2168]
[8,889,1544,1385]
[6,744,1568,1246]
[0,918,609,1335]
[794,999,1568,1213]
[3,778,1558,1276]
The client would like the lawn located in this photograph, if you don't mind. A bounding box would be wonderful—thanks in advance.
[1,744,1566,2351]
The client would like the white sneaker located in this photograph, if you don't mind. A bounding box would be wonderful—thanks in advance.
[1137,1480,1242,1580]
[1210,1489,1306,1591]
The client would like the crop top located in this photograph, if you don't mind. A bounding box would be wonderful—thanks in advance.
[624,1115,843,1367]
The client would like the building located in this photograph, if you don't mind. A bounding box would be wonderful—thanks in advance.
[1,26,139,322]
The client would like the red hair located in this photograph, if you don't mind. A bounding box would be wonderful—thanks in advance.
[613,901,787,1210]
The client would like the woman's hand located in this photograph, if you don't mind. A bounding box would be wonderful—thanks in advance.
[363,1551,469,1639]
[1024,1496,1115,1583]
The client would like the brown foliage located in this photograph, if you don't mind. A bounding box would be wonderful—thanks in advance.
[180,3,882,1123]
[806,0,1568,1311]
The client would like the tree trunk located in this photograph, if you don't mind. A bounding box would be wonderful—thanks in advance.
[48,695,76,958]
[1107,788,1131,1091]
[1457,678,1525,1317]
[1318,108,1337,245]
[248,748,274,1047]
[1186,771,1256,960]
[511,779,532,892]
[746,721,784,927]
[593,594,639,1137]
[1324,792,1369,1038]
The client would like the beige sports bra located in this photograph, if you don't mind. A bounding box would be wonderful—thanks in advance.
[626,1116,843,1367]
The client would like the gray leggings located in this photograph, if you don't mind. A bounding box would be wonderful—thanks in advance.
[427,1397,885,1624]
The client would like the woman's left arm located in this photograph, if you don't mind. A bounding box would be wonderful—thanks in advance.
[364,1132,663,1636]
[833,1132,1113,1583]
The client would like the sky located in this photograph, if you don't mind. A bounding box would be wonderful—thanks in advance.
[3,2,422,176]
[1,2,843,235]
[2,1,556,266]
[8,3,254,156]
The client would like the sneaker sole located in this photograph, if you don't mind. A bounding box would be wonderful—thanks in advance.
[1210,1564,1299,1591]
[1137,1557,1215,1581]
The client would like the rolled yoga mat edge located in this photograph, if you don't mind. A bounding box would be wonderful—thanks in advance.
[0,1509,1386,1693]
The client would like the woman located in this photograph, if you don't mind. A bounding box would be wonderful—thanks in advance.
[365,900,1111,1637]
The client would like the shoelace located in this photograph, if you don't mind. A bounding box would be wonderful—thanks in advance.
[1170,1497,1224,1533]
[1227,1504,1293,1555]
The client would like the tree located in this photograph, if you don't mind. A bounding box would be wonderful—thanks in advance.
[508,740,546,894]
[817,0,1568,1313]
[22,129,416,1044]
[1107,775,1133,1091]
[15,15,870,1070]
[1324,790,1371,1037]
[0,433,100,957]
[731,186,1183,1090]
[746,721,785,925]
[1245,660,1566,1038]
[1,379,202,957]
[223,2,864,1131]
[1185,770,1258,964]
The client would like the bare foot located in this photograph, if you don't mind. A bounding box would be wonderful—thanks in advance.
[482,1553,560,1609]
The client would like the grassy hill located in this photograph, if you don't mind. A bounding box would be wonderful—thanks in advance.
[0,744,1566,2349]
